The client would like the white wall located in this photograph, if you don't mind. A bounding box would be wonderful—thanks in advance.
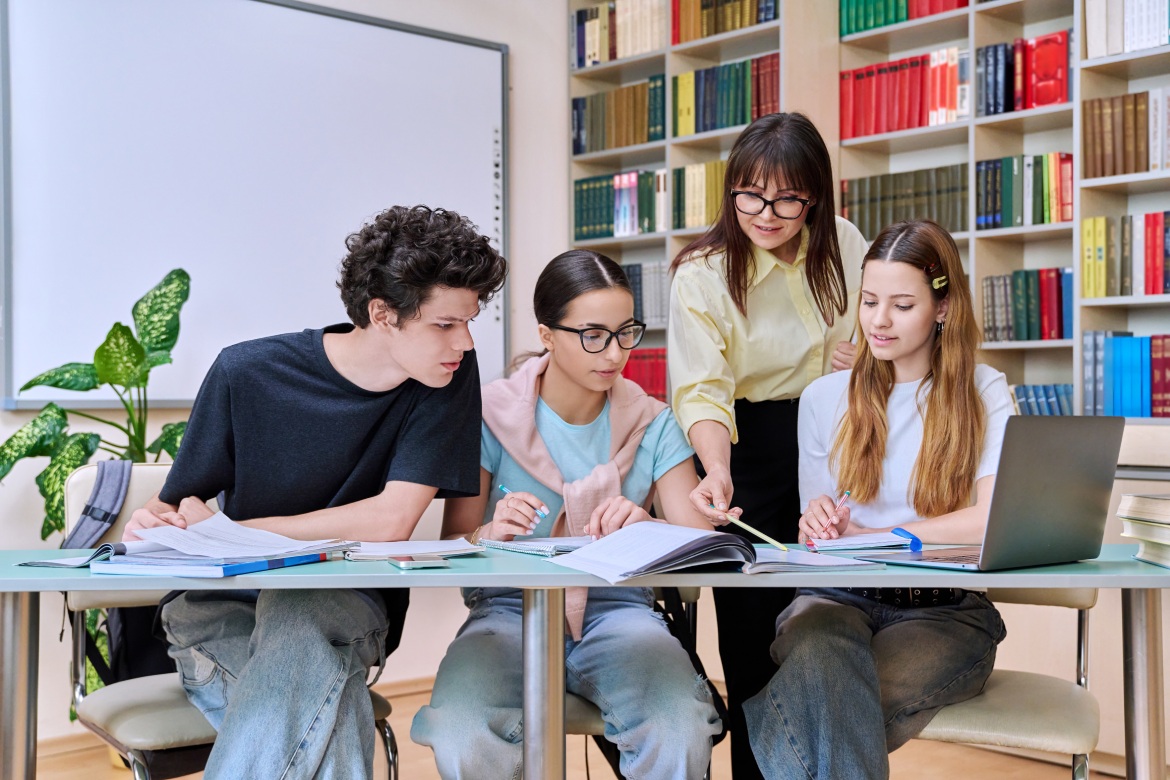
[7,0,569,742]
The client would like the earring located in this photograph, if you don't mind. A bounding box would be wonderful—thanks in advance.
[936,320,945,335]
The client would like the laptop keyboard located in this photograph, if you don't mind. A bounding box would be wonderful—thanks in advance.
[924,552,982,564]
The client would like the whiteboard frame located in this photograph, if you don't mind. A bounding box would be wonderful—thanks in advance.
[0,0,509,409]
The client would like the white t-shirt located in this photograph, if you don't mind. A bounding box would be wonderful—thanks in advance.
[798,364,1014,529]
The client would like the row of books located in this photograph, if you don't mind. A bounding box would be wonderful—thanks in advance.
[839,164,968,241]
[621,347,667,401]
[839,0,967,37]
[673,159,727,230]
[1082,331,1170,417]
[973,32,1071,118]
[1084,0,1170,61]
[672,0,777,45]
[575,170,670,241]
[974,153,1073,231]
[1117,492,1170,570]
[1082,90,1166,179]
[1009,384,1076,416]
[672,53,778,137]
[622,265,671,331]
[571,74,666,155]
[1080,214,1170,298]
[980,268,1073,343]
[571,1,665,69]
[839,47,970,140]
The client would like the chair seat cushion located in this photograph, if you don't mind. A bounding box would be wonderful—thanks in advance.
[566,693,606,735]
[76,673,217,751]
[917,670,1100,754]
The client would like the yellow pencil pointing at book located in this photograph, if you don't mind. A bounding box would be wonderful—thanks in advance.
[709,504,787,552]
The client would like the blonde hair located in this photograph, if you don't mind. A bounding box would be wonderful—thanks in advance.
[831,220,984,518]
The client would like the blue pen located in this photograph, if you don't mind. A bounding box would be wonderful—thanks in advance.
[498,484,549,519]
[891,527,923,552]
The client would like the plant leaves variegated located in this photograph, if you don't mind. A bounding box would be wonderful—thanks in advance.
[93,323,148,388]
[133,269,190,354]
[20,362,100,393]
[35,432,100,538]
[147,422,186,458]
[0,404,69,481]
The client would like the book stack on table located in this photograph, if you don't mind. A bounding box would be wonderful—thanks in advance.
[1118,494,1170,568]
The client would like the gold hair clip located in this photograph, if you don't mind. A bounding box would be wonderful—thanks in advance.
[931,276,949,289]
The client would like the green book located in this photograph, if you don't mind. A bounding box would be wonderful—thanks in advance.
[1011,269,1028,341]
[874,0,885,29]
[1041,154,1051,224]
[1032,155,1044,225]
[1012,155,1024,227]
[671,75,678,138]
[1000,156,1014,230]
[1025,269,1041,341]
[895,0,908,23]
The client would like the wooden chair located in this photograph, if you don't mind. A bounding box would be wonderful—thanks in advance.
[916,588,1100,780]
[63,463,399,780]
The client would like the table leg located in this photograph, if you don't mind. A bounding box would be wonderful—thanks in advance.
[523,587,565,780]
[1122,588,1165,780]
[1,591,39,780]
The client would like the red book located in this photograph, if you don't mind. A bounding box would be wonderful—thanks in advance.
[875,62,890,135]
[929,0,943,13]
[888,59,903,132]
[1013,38,1026,111]
[672,0,680,45]
[1059,153,1074,222]
[767,54,779,116]
[895,59,910,131]
[1030,30,1069,108]
[752,57,760,122]
[840,71,854,140]
[1147,214,1157,295]
[863,65,877,136]
[923,52,934,126]
[1154,212,1166,295]
[853,69,865,137]
[907,57,922,128]
[1038,268,1059,339]
[1153,335,1167,417]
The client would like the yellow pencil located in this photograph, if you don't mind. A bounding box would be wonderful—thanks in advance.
[709,506,787,551]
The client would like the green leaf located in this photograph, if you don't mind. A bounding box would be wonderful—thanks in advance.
[35,433,100,538]
[0,404,69,481]
[93,323,147,388]
[19,363,100,393]
[133,269,190,354]
[146,351,173,369]
[146,421,186,458]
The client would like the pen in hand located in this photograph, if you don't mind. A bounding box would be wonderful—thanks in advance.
[498,484,549,519]
[709,505,788,552]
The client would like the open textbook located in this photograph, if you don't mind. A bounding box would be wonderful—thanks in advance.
[550,522,883,584]
[478,536,593,557]
[22,513,355,576]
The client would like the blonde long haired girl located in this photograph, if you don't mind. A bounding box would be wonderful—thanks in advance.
[743,220,1013,778]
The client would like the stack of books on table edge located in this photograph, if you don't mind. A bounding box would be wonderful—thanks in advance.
[1118,493,1170,568]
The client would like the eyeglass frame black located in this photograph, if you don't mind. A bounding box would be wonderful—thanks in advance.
[730,190,813,220]
[547,321,647,353]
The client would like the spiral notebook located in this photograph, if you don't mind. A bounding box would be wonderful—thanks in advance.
[478,536,593,557]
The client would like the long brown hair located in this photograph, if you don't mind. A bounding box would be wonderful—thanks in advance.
[671,112,847,321]
[831,220,984,518]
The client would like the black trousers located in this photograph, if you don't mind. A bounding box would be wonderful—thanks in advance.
[700,398,802,780]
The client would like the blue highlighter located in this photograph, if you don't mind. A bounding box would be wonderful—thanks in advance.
[891,527,923,551]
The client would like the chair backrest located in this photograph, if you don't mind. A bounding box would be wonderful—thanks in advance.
[64,463,174,610]
[986,588,1098,610]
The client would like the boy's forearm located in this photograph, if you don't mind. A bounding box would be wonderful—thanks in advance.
[238,484,437,541]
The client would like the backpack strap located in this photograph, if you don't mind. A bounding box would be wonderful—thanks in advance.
[61,460,134,550]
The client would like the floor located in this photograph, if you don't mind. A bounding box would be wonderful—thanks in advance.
[39,690,1106,779]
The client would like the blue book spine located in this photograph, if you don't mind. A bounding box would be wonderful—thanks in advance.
[1023,385,1041,416]
[1061,268,1073,339]
[1103,336,1116,416]
[1082,329,1095,415]
[1141,336,1152,417]
[1013,385,1029,414]
[1057,383,1074,415]
[1118,336,1139,417]
[1044,384,1061,416]
[221,552,328,576]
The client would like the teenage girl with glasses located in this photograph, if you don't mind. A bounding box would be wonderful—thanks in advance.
[412,250,723,779]
[667,111,870,778]
[745,220,1011,778]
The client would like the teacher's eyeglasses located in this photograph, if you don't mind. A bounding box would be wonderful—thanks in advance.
[731,190,812,220]
[548,322,646,353]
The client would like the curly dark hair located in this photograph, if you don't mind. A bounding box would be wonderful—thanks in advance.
[338,205,507,327]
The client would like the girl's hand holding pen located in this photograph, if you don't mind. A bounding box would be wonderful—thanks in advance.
[797,493,852,542]
[487,489,547,541]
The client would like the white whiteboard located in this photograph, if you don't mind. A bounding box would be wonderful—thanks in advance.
[2,0,508,407]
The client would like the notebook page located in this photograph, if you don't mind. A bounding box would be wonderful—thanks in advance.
[134,513,341,558]
[807,532,910,552]
[551,523,718,583]
[352,539,483,557]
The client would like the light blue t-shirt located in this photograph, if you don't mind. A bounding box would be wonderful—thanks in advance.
[480,399,695,535]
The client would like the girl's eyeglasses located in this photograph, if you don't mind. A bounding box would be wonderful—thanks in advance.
[548,322,646,353]
[730,190,812,220]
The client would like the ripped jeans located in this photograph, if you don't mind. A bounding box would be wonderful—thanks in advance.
[160,589,390,780]
[411,586,722,780]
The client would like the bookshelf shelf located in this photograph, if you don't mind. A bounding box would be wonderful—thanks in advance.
[1080,45,1170,80]
[670,226,707,239]
[841,121,969,154]
[672,124,750,151]
[974,0,1075,26]
[574,233,668,251]
[1080,170,1170,195]
[973,223,1074,243]
[1080,294,1170,309]
[572,139,667,167]
[670,20,781,60]
[980,339,1074,351]
[839,8,968,54]
[571,50,667,84]
[973,102,1073,134]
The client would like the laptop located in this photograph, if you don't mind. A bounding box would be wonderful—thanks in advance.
[858,415,1125,571]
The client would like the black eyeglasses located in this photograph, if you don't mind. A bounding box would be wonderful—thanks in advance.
[731,190,813,220]
[548,322,646,353]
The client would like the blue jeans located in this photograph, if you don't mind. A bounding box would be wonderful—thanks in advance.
[743,588,1006,780]
[159,589,390,780]
[411,587,722,780]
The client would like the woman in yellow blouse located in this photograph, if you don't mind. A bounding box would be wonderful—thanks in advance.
[668,112,869,779]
